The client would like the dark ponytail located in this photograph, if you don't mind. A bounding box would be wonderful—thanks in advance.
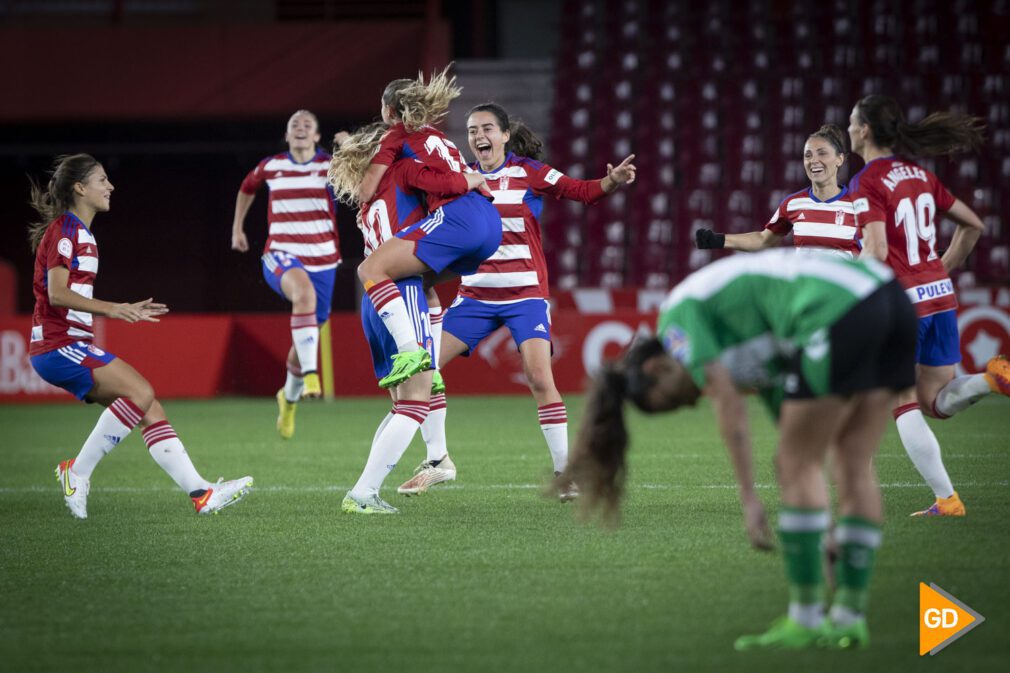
[808,123,848,157]
[856,95,985,157]
[27,154,100,252]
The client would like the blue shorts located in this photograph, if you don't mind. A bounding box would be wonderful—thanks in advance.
[262,251,336,325]
[361,277,434,379]
[30,342,117,400]
[916,310,961,366]
[442,296,552,355]
[397,192,502,276]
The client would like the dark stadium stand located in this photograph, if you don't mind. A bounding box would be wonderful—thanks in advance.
[545,0,1010,289]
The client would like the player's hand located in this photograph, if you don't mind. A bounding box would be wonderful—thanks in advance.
[607,154,636,185]
[742,495,774,552]
[110,298,169,323]
[695,228,725,249]
[231,231,249,252]
[333,130,350,149]
[464,172,489,192]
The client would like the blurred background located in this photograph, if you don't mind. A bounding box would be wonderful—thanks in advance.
[1,0,1008,397]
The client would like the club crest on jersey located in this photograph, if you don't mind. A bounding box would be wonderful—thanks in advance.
[662,324,691,363]
[57,237,73,258]
[835,209,845,225]
[500,176,509,191]
[87,344,106,357]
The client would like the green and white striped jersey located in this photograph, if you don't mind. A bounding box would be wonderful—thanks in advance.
[657,250,894,404]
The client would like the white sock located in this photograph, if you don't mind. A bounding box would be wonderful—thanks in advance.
[372,409,395,446]
[283,364,304,403]
[142,421,209,494]
[350,401,429,497]
[429,305,443,369]
[789,602,825,628]
[421,394,447,461]
[829,604,863,627]
[366,279,421,353]
[538,402,568,472]
[895,405,955,499]
[934,374,992,417]
[290,313,319,373]
[73,397,144,478]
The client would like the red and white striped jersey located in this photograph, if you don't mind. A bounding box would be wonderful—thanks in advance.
[460,153,607,303]
[359,159,469,256]
[371,123,471,212]
[764,187,860,258]
[240,149,341,272]
[30,212,99,355]
[849,156,958,317]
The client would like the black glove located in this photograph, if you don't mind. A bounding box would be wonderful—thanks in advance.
[695,228,725,249]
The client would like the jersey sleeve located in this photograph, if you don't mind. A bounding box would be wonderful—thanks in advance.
[239,159,268,195]
[764,198,793,235]
[371,129,402,167]
[850,171,888,228]
[400,161,469,197]
[44,227,75,271]
[528,163,607,203]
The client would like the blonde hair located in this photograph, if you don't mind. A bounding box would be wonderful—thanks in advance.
[328,122,388,206]
[382,63,461,132]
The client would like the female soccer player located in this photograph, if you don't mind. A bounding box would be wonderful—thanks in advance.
[354,67,504,390]
[848,94,1010,516]
[231,109,341,439]
[329,123,488,512]
[695,124,859,257]
[397,103,636,496]
[28,154,253,519]
[556,250,917,650]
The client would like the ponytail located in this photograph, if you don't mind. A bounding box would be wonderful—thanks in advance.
[507,121,545,161]
[328,122,388,206]
[856,95,985,157]
[382,64,461,133]
[27,154,100,252]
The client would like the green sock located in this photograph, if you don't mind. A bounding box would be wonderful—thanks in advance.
[832,516,882,614]
[778,508,829,606]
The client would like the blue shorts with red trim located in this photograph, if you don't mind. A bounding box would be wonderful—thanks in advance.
[396,192,502,276]
[261,251,336,325]
[30,342,117,400]
[361,276,434,379]
[916,309,961,366]
[443,296,552,355]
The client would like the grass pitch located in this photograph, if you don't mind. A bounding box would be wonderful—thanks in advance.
[1,395,1008,672]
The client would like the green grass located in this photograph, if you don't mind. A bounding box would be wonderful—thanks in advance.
[1,395,1008,672]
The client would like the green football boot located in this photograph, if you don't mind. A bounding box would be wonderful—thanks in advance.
[341,492,399,514]
[378,348,432,389]
[821,617,870,650]
[734,616,827,651]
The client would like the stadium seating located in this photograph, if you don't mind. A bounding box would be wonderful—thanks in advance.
[546,0,1009,288]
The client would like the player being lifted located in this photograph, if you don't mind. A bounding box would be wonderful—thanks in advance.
[557,250,917,650]
[695,124,859,258]
[354,66,503,390]
[329,123,488,512]
[231,110,342,439]
[398,103,636,497]
[848,94,1010,516]
[28,154,253,519]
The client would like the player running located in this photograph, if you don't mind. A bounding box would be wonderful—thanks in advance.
[556,250,917,650]
[695,124,860,258]
[329,123,488,513]
[28,154,253,519]
[848,95,1010,516]
[398,103,636,497]
[231,110,341,439]
[354,66,503,390]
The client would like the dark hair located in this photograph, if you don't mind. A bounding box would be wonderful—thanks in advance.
[808,123,847,156]
[27,154,101,252]
[855,95,985,156]
[554,337,668,525]
[467,102,546,161]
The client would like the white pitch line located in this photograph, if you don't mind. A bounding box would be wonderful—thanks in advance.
[1,481,1007,495]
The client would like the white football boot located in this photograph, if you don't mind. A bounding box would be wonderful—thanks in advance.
[192,477,254,515]
[397,455,457,495]
[55,458,89,519]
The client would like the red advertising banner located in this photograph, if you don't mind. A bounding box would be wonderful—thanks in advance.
[2,298,1008,403]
